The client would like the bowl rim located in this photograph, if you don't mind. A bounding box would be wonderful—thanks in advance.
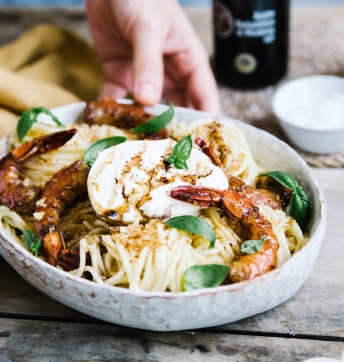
[272,74,344,133]
[0,101,327,299]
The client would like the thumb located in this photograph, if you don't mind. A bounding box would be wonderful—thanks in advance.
[131,22,165,106]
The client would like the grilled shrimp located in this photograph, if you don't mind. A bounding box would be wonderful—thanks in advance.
[84,97,167,140]
[0,129,76,214]
[256,175,293,207]
[34,160,90,270]
[170,185,279,283]
[196,137,282,210]
[228,175,282,211]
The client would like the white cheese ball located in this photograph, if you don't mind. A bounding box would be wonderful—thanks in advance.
[87,139,228,224]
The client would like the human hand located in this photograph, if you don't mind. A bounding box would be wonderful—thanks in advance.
[86,0,220,114]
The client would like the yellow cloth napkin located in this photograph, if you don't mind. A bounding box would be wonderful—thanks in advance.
[0,23,105,138]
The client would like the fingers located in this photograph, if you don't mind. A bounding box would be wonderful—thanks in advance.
[163,46,220,114]
[89,0,220,112]
[100,82,128,100]
[130,21,166,106]
[186,62,221,115]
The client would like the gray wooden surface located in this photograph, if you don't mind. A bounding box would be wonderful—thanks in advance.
[1,7,344,362]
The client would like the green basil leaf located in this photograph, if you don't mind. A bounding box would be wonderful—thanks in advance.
[241,236,265,254]
[131,101,174,134]
[21,229,41,257]
[259,171,298,190]
[184,264,229,291]
[17,106,64,142]
[165,134,192,170]
[258,171,311,229]
[173,158,188,170]
[84,136,127,168]
[290,186,311,230]
[165,215,216,248]
[165,155,176,164]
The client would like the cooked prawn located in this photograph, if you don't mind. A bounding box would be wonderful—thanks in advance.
[228,175,282,211]
[196,137,282,210]
[169,185,279,283]
[0,129,76,214]
[34,159,90,270]
[256,175,293,207]
[84,97,167,140]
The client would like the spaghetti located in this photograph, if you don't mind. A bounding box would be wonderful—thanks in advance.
[0,114,307,292]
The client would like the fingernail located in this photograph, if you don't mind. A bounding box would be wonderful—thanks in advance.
[135,83,157,105]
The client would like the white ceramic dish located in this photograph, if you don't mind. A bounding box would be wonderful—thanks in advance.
[0,102,326,331]
[272,75,344,154]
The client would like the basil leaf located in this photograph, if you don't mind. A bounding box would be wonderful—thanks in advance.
[17,107,64,142]
[165,134,192,170]
[84,136,127,168]
[259,171,298,190]
[165,215,216,248]
[258,171,311,229]
[290,186,311,230]
[131,101,174,134]
[184,264,229,291]
[173,158,188,170]
[241,236,265,254]
[21,229,41,257]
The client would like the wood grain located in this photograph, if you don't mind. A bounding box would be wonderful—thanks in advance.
[0,318,343,362]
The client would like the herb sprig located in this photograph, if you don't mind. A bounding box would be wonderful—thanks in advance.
[183,264,229,291]
[84,136,127,167]
[165,215,216,248]
[241,236,265,254]
[258,171,311,230]
[21,229,41,257]
[17,107,64,142]
[165,134,192,170]
[131,101,174,134]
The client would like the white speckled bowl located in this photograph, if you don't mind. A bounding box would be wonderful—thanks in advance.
[0,102,326,331]
[272,75,344,154]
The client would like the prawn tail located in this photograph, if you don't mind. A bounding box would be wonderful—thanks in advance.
[170,185,222,207]
[41,230,65,267]
[11,129,77,162]
[228,233,279,283]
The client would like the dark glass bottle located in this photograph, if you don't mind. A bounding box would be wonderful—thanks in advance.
[213,0,290,89]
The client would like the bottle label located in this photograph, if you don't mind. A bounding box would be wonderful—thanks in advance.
[213,0,235,38]
[234,53,257,74]
[236,10,276,44]
[214,1,277,44]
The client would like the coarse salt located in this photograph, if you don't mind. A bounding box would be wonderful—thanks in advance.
[284,92,344,130]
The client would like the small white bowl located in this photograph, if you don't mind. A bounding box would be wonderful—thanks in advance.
[272,75,344,154]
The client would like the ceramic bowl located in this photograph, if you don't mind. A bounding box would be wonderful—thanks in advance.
[0,102,326,331]
[272,75,344,154]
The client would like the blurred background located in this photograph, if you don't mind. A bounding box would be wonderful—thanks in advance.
[0,0,343,6]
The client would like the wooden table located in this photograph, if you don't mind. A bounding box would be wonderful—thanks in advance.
[1,6,344,362]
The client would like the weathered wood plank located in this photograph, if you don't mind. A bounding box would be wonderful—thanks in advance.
[0,255,93,322]
[0,318,343,362]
